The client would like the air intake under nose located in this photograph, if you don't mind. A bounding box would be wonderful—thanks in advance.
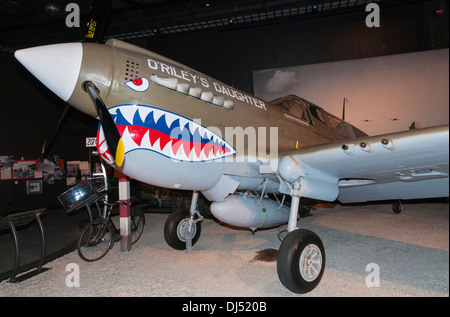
[14,43,83,102]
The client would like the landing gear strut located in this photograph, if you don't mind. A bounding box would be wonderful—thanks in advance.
[276,181,326,293]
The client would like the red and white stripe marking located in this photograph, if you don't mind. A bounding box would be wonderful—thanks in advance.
[118,173,131,252]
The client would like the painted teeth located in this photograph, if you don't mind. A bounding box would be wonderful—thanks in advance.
[97,104,236,162]
[96,124,114,164]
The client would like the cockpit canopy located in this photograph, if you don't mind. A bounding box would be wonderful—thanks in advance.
[271,94,367,139]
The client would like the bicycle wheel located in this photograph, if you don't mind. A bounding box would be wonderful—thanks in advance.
[77,219,114,262]
[130,211,145,244]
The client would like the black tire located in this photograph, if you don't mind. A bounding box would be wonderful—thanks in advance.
[392,200,403,214]
[77,219,114,262]
[277,229,325,294]
[130,211,145,244]
[164,208,201,250]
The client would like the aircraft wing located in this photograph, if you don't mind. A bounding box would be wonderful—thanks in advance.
[278,125,449,203]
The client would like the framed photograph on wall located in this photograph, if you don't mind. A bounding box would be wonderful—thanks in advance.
[26,179,43,195]
[1,167,12,180]
[13,160,38,179]
[0,155,13,181]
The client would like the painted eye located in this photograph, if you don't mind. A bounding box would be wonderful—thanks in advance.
[125,77,149,92]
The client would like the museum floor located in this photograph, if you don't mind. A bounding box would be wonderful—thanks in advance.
[0,201,448,297]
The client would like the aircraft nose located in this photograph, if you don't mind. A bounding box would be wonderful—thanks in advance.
[15,43,83,102]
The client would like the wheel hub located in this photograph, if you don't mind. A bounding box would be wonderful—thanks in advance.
[176,218,197,242]
[299,243,322,282]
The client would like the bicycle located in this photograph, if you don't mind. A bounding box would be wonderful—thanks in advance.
[77,200,145,262]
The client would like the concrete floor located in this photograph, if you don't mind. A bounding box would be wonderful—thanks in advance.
[0,201,448,297]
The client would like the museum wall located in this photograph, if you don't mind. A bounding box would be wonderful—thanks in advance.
[0,53,97,215]
[253,48,449,135]
[0,1,448,215]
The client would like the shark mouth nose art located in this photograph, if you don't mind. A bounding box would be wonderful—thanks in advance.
[97,105,237,164]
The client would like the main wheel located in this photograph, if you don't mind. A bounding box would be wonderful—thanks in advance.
[164,208,202,250]
[77,219,114,262]
[392,200,403,214]
[130,211,145,244]
[277,229,325,294]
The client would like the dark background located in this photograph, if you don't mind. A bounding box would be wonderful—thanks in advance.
[0,0,448,214]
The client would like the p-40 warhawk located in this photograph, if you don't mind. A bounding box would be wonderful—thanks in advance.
[15,39,449,293]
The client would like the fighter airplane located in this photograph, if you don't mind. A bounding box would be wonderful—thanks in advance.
[15,37,449,293]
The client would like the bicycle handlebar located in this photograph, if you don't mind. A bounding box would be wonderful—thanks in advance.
[101,200,131,207]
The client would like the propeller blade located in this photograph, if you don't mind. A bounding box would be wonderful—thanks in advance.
[84,81,125,167]
[41,103,71,157]
[84,0,112,43]
[36,1,112,158]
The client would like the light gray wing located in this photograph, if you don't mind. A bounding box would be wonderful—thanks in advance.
[278,125,449,203]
